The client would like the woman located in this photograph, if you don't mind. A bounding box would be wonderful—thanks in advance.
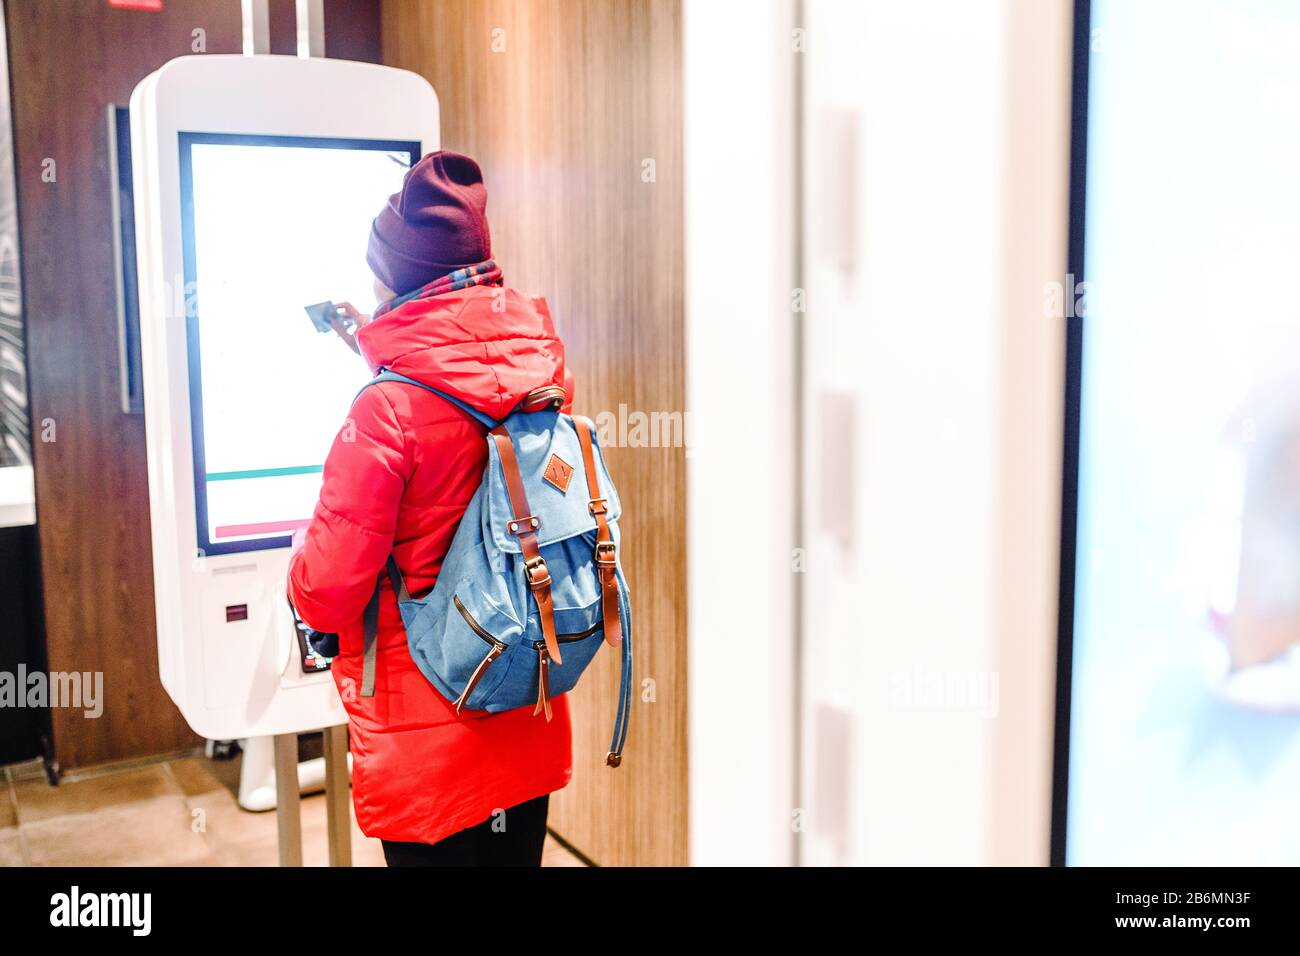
[287,151,573,866]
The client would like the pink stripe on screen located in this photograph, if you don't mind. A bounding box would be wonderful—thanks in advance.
[214,518,311,539]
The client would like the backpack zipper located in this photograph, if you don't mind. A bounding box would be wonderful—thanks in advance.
[534,645,553,721]
[532,619,602,650]
[454,595,507,650]
[531,621,602,721]
[456,594,600,651]
[453,596,507,715]
[454,595,600,720]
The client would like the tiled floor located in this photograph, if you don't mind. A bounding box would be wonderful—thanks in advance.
[0,751,583,867]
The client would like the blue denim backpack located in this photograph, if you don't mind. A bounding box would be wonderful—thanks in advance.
[356,369,633,767]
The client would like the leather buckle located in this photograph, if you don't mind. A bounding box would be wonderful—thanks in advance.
[595,541,617,567]
[507,515,541,535]
[525,556,552,589]
[588,498,608,516]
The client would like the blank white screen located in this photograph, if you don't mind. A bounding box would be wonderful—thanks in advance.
[186,138,414,551]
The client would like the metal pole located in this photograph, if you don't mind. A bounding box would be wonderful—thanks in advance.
[323,724,352,866]
[241,0,270,56]
[273,732,303,866]
[296,0,325,59]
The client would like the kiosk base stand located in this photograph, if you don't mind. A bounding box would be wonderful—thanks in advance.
[237,734,340,811]
[323,724,352,867]
[273,726,352,867]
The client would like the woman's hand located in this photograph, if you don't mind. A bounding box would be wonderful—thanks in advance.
[327,301,368,355]
[335,301,369,329]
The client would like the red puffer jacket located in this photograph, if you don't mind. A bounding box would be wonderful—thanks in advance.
[287,284,573,845]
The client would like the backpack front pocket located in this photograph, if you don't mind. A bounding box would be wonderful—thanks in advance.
[460,596,611,719]
[522,598,609,719]
[450,596,508,713]
[402,583,524,712]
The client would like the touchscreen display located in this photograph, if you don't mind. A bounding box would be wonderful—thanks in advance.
[179,133,419,555]
[1065,0,1300,864]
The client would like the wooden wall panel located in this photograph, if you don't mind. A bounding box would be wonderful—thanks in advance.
[7,0,383,770]
[323,0,383,63]
[268,0,384,62]
[381,0,687,866]
[6,0,245,770]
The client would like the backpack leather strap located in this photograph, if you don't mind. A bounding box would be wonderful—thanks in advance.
[573,415,623,649]
[489,426,563,666]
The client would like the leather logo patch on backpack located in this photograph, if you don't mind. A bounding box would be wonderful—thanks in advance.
[543,453,574,493]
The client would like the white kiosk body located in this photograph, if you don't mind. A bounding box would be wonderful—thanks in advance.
[131,54,439,740]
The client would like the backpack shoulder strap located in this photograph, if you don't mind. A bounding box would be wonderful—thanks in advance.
[354,371,569,698]
[356,368,488,698]
[361,555,408,698]
[358,368,500,430]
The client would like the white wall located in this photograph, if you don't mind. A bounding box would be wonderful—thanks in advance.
[684,0,799,866]
[801,0,1000,866]
[798,0,1072,866]
[686,0,1073,866]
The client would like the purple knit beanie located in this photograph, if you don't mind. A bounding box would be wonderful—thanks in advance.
[366,150,492,296]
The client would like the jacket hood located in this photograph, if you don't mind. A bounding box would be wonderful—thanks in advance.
[356,285,569,422]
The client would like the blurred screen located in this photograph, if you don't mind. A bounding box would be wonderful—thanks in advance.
[180,133,419,555]
[1066,0,1300,863]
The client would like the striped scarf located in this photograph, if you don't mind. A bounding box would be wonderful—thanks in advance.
[372,259,503,320]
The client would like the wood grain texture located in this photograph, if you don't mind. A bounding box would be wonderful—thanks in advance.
[381,0,687,866]
[268,0,384,62]
[6,0,246,769]
[323,0,383,63]
[6,0,384,770]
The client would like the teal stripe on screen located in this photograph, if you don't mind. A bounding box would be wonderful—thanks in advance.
[206,464,324,482]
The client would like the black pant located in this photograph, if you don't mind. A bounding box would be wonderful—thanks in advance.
[381,795,549,867]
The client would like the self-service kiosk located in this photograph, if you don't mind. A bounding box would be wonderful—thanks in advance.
[130,48,439,862]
